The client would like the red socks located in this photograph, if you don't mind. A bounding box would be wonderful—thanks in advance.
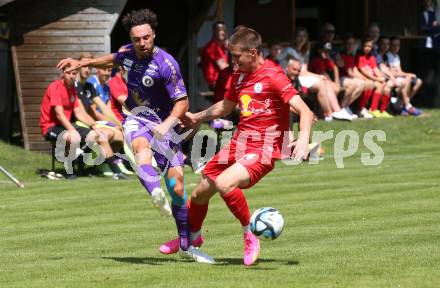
[380,94,390,112]
[188,188,251,232]
[359,89,373,110]
[370,92,382,111]
[221,188,251,227]
[188,200,208,233]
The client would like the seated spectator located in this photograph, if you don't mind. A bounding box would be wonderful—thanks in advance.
[285,55,351,121]
[376,37,410,113]
[336,35,369,118]
[201,21,229,91]
[309,42,355,120]
[108,66,127,123]
[309,42,341,94]
[39,66,127,179]
[87,67,125,141]
[280,28,352,121]
[319,22,338,59]
[356,37,393,118]
[386,37,423,116]
[421,0,440,48]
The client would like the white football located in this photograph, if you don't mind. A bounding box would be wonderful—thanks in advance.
[250,207,284,240]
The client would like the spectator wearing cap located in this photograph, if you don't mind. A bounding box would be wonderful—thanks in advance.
[309,42,355,120]
[319,22,339,60]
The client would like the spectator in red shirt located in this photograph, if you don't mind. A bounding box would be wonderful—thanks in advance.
[40,68,95,144]
[356,37,393,118]
[335,35,371,118]
[108,66,128,122]
[201,21,229,90]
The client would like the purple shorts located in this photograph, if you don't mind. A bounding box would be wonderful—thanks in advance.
[123,116,183,171]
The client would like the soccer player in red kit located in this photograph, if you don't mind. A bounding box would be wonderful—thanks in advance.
[183,27,313,265]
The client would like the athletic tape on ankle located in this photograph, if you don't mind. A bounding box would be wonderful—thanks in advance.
[165,176,186,206]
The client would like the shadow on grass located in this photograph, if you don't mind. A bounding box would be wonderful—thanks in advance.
[103,256,180,266]
[215,257,299,268]
[104,256,299,268]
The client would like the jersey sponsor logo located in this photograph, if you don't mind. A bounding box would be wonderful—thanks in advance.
[123,58,134,71]
[142,75,154,87]
[132,88,149,106]
[240,94,271,116]
[254,82,263,93]
[134,64,143,73]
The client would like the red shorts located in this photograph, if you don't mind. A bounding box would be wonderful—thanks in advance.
[202,141,275,189]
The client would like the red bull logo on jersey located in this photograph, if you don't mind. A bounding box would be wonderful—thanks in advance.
[240,94,271,116]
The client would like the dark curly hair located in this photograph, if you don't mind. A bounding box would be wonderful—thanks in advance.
[122,8,158,32]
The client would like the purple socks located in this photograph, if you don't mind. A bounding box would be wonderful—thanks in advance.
[137,164,160,195]
[172,204,190,250]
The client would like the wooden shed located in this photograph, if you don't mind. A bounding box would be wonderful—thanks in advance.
[5,0,126,152]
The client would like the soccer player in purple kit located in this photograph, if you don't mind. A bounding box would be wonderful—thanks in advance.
[57,8,211,263]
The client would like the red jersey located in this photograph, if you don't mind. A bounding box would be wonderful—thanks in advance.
[224,60,298,157]
[39,79,78,136]
[309,56,335,75]
[356,54,377,77]
[339,52,356,77]
[201,39,228,87]
[214,67,233,103]
[108,73,127,121]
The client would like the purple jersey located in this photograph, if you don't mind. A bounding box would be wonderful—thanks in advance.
[113,45,187,123]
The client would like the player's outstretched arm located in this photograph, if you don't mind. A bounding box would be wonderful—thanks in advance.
[289,95,313,161]
[184,99,236,126]
[57,54,115,72]
[153,97,189,139]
